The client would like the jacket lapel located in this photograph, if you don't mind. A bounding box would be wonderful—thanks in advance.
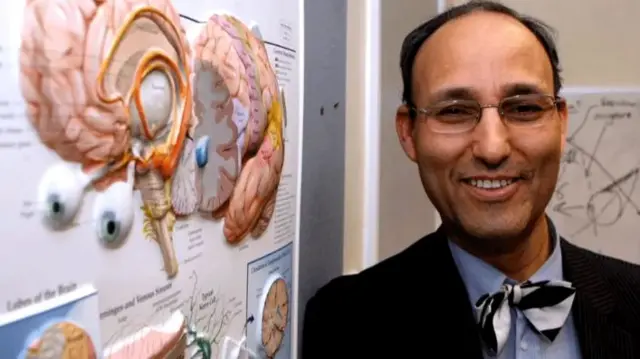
[423,230,485,359]
[561,239,636,359]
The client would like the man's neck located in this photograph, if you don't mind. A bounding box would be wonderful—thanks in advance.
[451,216,552,282]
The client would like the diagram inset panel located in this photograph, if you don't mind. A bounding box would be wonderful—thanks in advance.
[246,243,292,358]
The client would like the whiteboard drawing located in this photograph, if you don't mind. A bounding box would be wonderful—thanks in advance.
[548,92,640,262]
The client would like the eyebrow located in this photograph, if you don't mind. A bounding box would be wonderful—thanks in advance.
[430,87,476,102]
[428,82,547,103]
[502,83,546,97]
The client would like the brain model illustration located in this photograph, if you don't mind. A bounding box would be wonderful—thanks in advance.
[25,321,97,359]
[259,276,289,358]
[20,0,285,278]
[172,14,285,243]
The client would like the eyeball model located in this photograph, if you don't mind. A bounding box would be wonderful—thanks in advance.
[91,163,135,246]
[37,163,92,229]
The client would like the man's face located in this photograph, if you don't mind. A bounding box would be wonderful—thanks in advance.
[396,12,568,244]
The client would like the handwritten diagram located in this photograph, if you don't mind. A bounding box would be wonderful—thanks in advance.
[548,92,640,263]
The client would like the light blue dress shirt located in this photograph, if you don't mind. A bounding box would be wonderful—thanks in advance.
[449,228,582,359]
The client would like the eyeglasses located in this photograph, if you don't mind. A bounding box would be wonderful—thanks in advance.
[409,94,565,134]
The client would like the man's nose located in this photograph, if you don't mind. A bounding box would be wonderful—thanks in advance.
[471,107,512,168]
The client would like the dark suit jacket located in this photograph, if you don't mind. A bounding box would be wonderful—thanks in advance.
[302,227,640,359]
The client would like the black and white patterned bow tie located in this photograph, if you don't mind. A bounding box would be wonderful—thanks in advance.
[475,280,576,355]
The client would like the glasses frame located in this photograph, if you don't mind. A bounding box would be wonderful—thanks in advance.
[408,94,566,134]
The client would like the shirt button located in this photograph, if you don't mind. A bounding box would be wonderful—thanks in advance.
[520,341,528,351]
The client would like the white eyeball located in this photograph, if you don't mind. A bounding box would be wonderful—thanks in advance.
[37,163,88,229]
[92,168,135,247]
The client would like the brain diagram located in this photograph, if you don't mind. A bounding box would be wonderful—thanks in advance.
[25,321,97,359]
[20,0,285,278]
[258,275,289,358]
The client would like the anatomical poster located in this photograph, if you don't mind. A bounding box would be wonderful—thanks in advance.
[0,0,301,358]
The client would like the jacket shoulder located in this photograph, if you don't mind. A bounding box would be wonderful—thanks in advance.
[564,239,640,286]
[588,246,640,297]
[562,239,640,330]
[314,230,443,294]
[302,231,445,358]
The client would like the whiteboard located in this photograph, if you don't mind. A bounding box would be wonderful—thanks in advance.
[0,0,301,358]
[548,89,640,264]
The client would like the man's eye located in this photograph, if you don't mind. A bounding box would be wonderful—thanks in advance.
[506,103,544,114]
[437,106,476,116]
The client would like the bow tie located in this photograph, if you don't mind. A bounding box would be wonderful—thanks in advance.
[475,280,576,355]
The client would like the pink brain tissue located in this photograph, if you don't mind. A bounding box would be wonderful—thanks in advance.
[21,0,286,279]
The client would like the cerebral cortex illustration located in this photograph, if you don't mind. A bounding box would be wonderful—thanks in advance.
[20,0,285,278]
[174,14,285,243]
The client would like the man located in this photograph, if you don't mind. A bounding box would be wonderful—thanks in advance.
[302,1,640,358]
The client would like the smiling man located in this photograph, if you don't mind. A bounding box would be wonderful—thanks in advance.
[302,1,640,359]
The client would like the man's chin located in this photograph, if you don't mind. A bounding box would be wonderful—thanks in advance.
[454,215,533,249]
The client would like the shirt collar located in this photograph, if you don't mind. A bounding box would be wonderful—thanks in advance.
[448,219,564,305]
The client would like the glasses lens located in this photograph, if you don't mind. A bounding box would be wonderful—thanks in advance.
[501,95,556,125]
[428,100,479,133]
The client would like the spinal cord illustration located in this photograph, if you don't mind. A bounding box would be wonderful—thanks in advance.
[20,0,285,278]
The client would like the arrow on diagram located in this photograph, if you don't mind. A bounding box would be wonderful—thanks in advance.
[552,201,584,217]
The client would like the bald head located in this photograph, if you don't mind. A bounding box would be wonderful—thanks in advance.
[400,0,561,109]
[412,11,555,106]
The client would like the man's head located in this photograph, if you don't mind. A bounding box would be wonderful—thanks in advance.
[396,1,568,250]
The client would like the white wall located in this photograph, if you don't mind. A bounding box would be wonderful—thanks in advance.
[448,0,640,87]
[345,0,640,273]
[377,1,440,262]
[343,0,374,273]
[344,0,440,273]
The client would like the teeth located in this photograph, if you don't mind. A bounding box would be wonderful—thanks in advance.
[469,179,513,189]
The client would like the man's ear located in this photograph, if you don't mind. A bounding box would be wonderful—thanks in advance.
[396,105,418,162]
[558,99,569,153]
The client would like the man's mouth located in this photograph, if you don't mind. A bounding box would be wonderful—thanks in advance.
[462,177,521,190]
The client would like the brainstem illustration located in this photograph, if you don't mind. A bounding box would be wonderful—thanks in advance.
[20,0,285,278]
